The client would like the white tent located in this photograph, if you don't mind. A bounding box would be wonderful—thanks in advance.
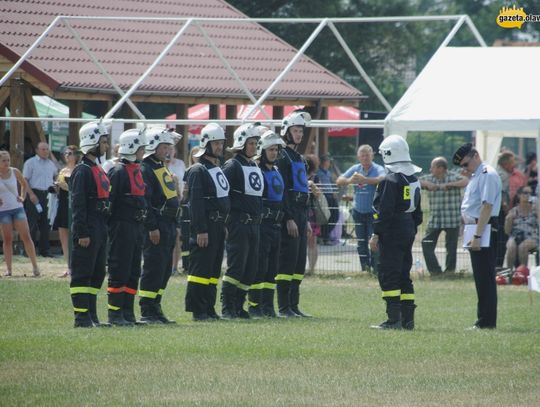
[384,47,540,165]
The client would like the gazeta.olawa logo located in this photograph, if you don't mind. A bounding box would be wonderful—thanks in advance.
[496,5,540,28]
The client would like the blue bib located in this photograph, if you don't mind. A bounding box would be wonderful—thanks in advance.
[291,160,308,193]
[263,169,284,202]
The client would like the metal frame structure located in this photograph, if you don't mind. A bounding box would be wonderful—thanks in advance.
[0,15,486,129]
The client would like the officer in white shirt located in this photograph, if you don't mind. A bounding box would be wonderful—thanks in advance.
[453,143,502,330]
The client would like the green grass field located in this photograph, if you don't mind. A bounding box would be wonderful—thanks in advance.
[1,268,539,406]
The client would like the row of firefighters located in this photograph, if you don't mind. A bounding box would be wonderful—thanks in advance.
[69,110,422,329]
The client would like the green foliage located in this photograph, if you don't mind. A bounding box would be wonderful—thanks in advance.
[1,276,539,406]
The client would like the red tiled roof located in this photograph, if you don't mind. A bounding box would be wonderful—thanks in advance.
[0,0,362,101]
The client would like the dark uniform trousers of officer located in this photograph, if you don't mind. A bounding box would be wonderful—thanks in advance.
[469,217,498,328]
[24,189,51,255]
[276,146,309,316]
[221,155,262,318]
[184,158,230,319]
[107,161,147,324]
[373,172,422,329]
[69,157,110,327]
[180,201,191,271]
[139,156,179,322]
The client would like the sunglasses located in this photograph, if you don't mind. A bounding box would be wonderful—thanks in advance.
[521,191,532,195]
[64,151,74,156]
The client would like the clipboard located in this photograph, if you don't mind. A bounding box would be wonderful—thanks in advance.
[463,224,491,248]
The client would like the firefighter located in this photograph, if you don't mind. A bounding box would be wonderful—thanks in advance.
[369,135,422,330]
[221,123,263,319]
[69,121,111,328]
[184,123,230,321]
[276,111,312,318]
[106,128,147,326]
[139,127,182,324]
[251,130,286,318]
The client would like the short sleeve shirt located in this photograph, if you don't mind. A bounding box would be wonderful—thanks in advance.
[22,155,58,190]
[419,171,463,229]
[342,162,385,214]
[461,162,502,220]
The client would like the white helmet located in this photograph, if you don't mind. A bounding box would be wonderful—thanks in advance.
[280,111,311,137]
[143,127,179,157]
[257,130,285,157]
[79,121,110,154]
[118,128,146,161]
[194,123,226,158]
[229,123,261,151]
[378,135,421,176]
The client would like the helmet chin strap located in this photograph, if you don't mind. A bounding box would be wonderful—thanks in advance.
[261,150,275,165]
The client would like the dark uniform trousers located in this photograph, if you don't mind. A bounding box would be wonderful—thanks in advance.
[377,217,416,311]
[139,218,177,313]
[249,220,281,311]
[25,189,50,255]
[277,206,307,312]
[185,218,226,315]
[70,221,108,320]
[469,218,498,328]
[223,213,260,313]
[180,203,191,271]
[107,220,144,314]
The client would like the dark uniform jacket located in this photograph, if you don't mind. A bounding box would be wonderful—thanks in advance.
[70,156,110,239]
[186,157,230,234]
[222,154,263,216]
[108,159,147,223]
[373,172,423,235]
[276,146,309,221]
[141,155,179,231]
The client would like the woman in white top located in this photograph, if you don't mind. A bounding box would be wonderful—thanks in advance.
[0,151,40,276]
[166,145,186,275]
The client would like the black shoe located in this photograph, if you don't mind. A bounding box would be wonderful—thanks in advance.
[291,307,312,318]
[74,314,94,328]
[221,309,236,320]
[155,305,176,324]
[261,307,277,318]
[207,309,221,320]
[278,308,300,318]
[370,320,402,330]
[140,315,164,324]
[109,311,134,327]
[193,313,210,321]
[40,252,55,258]
[236,308,250,319]
[248,307,264,319]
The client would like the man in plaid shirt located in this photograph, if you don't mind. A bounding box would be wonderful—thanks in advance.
[420,157,468,277]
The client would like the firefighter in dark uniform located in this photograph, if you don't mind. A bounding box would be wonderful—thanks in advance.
[276,111,312,318]
[106,128,147,326]
[185,123,230,321]
[70,121,111,328]
[139,127,182,324]
[453,143,501,329]
[369,135,422,330]
[221,123,263,319]
[251,129,286,318]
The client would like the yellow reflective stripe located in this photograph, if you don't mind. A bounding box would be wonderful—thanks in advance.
[247,300,258,307]
[292,274,304,281]
[275,274,293,281]
[209,278,219,285]
[108,304,121,311]
[181,251,190,256]
[223,275,240,287]
[73,307,88,313]
[238,283,250,291]
[401,293,415,301]
[262,282,276,290]
[88,287,99,295]
[138,290,158,299]
[70,287,90,295]
[373,213,379,220]
[250,283,264,290]
[382,290,401,298]
[157,289,164,296]
[187,275,210,285]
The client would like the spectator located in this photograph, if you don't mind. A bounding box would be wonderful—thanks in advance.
[22,141,58,257]
[53,145,80,277]
[496,151,527,268]
[420,157,468,278]
[0,150,40,276]
[166,145,186,275]
[336,145,384,274]
[524,152,537,196]
[317,154,339,244]
[504,186,538,269]
[306,155,321,274]
[101,143,120,174]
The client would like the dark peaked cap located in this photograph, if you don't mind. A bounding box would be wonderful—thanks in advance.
[452,143,474,166]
